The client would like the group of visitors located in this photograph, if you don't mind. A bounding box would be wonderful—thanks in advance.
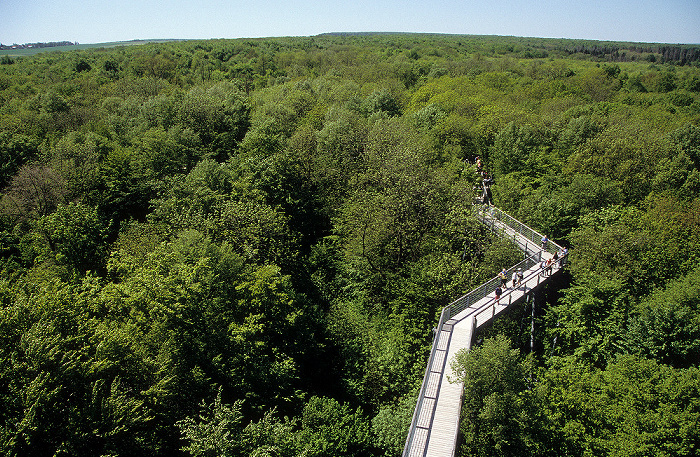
[494,266,524,305]
[494,241,568,305]
[540,246,568,276]
[539,254,555,276]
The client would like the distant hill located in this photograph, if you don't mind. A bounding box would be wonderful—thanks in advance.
[1,33,699,65]
[0,41,76,51]
[0,39,184,56]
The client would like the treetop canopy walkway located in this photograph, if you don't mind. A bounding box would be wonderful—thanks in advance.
[402,205,567,457]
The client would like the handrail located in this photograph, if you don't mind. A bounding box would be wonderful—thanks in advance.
[469,253,563,324]
[447,251,542,319]
[474,205,563,255]
[402,305,451,455]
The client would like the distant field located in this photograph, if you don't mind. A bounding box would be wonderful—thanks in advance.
[0,39,183,56]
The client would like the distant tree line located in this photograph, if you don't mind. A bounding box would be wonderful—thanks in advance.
[563,42,700,65]
[0,41,76,51]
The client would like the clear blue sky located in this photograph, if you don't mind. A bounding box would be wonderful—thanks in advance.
[2,0,699,45]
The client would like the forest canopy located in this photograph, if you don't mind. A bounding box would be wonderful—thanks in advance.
[0,33,699,456]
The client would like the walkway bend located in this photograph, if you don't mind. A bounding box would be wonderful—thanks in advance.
[402,206,566,457]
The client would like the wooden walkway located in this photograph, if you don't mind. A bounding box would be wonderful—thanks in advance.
[403,206,565,457]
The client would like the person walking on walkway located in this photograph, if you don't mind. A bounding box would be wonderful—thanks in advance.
[541,234,548,251]
[515,268,523,289]
[482,178,493,206]
[495,286,502,305]
[499,268,508,288]
[558,247,568,267]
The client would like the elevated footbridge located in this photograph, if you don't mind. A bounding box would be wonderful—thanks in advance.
[402,206,567,457]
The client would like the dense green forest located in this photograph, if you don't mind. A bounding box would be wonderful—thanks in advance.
[0,33,699,456]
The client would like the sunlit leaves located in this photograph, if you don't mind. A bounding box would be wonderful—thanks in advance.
[297,396,373,457]
[177,389,245,457]
[626,265,700,368]
[35,202,108,275]
[535,356,700,457]
[148,159,292,265]
[179,82,250,160]
[450,335,531,457]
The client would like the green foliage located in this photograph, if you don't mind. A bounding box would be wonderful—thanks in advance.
[178,388,299,457]
[670,123,700,167]
[337,117,463,277]
[533,355,700,457]
[0,277,155,456]
[450,335,532,457]
[0,34,699,457]
[0,133,38,189]
[179,83,250,161]
[491,122,549,177]
[35,201,108,275]
[567,205,646,285]
[450,340,700,457]
[178,389,246,457]
[371,393,416,456]
[656,68,678,93]
[297,396,374,457]
[473,235,524,282]
[361,89,401,117]
[625,265,700,368]
[148,158,293,265]
[547,273,629,365]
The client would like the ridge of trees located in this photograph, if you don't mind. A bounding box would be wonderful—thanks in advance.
[3,33,700,65]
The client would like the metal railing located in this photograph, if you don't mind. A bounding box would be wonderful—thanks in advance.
[468,253,563,326]
[446,251,542,318]
[447,206,565,320]
[402,305,452,457]
[473,205,561,255]
[402,205,567,457]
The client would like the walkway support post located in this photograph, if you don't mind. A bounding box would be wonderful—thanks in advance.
[529,293,535,355]
[469,315,477,349]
